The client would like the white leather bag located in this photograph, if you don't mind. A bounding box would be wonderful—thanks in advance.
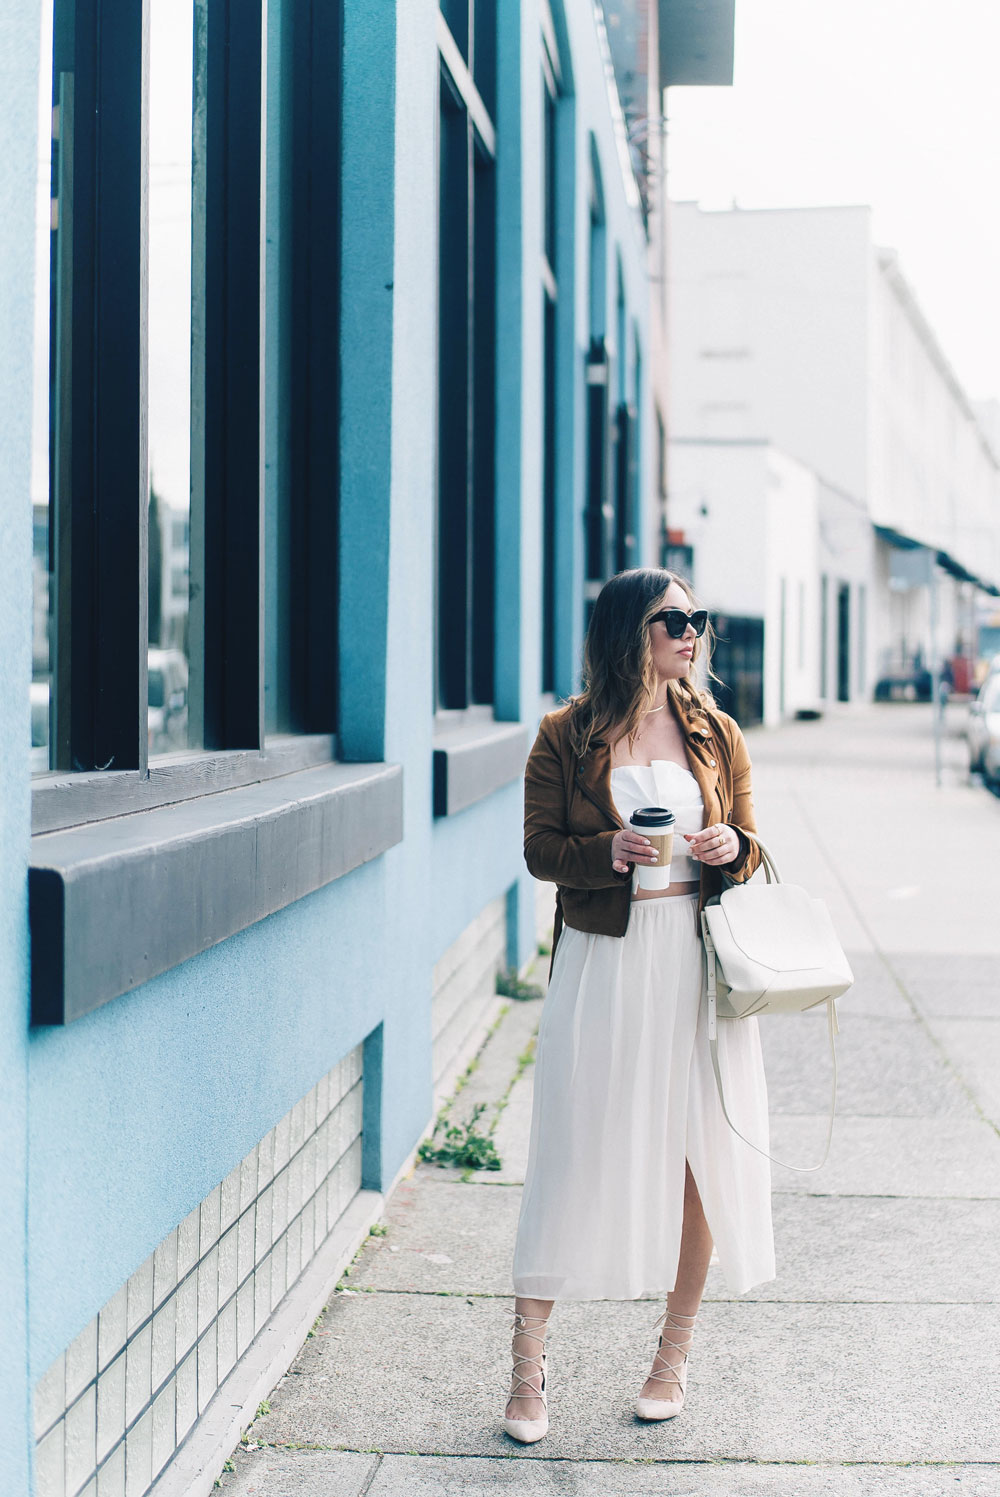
[701,836,854,1172]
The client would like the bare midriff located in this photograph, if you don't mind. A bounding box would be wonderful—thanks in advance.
[631,880,700,902]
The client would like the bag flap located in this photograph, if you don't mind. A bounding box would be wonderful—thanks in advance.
[707,883,847,973]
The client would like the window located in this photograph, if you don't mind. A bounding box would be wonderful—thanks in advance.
[435,2,497,711]
[42,0,147,776]
[540,20,561,694]
[611,317,640,574]
[583,140,609,626]
[147,0,198,755]
[32,0,340,788]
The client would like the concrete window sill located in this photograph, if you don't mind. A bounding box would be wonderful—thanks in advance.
[29,760,403,1025]
[432,717,528,817]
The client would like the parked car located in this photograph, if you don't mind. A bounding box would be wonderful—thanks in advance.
[967,673,1000,785]
[148,648,189,753]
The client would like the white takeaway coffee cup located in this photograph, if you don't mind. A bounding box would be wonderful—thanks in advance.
[629,806,675,891]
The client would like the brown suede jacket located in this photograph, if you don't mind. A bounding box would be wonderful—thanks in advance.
[523,693,763,975]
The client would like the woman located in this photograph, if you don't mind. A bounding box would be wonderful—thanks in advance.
[503,568,775,1443]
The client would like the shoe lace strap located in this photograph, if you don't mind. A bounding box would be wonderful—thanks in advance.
[646,1309,697,1394]
[508,1312,550,1401]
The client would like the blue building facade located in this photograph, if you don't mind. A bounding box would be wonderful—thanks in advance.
[0,2,732,1493]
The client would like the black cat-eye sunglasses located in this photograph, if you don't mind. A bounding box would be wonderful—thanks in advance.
[648,608,709,639]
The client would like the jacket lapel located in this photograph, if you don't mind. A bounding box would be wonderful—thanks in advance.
[575,739,623,828]
[669,695,721,828]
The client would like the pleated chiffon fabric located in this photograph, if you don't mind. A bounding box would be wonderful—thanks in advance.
[512,763,776,1301]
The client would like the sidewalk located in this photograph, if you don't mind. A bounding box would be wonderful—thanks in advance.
[219,703,1000,1495]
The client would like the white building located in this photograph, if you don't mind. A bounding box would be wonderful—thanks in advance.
[667,202,1000,720]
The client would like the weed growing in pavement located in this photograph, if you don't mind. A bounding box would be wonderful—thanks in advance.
[306,1308,326,1338]
[418,1101,502,1171]
[255,1401,271,1419]
[496,968,543,1000]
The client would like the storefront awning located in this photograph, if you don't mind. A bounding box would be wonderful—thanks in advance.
[874,524,1000,598]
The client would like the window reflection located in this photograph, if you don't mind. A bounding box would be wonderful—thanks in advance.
[31,3,61,774]
[147,0,197,755]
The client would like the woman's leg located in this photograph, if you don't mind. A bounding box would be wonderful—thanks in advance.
[638,1162,712,1404]
[669,1160,714,1314]
[505,1295,554,1423]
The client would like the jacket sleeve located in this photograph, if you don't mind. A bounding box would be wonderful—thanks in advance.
[523,719,633,890]
[722,717,763,883]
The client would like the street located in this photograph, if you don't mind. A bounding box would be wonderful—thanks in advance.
[220,702,1000,1495]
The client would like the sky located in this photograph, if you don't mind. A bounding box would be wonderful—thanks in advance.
[664,0,1000,404]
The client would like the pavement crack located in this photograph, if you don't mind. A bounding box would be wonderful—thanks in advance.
[355,1452,384,1494]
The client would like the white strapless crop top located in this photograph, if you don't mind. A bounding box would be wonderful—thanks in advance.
[610,760,704,888]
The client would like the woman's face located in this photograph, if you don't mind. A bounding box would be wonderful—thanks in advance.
[648,582,699,682]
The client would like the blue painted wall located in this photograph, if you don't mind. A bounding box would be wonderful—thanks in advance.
[2,0,654,1479]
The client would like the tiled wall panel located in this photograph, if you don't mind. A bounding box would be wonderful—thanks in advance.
[34,1047,364,1497]
[535,878,555,944]
[431,895,506,1086]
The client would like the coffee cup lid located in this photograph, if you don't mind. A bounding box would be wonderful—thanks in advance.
[629,806,675,828]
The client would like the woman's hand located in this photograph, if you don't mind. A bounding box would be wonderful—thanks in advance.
[611,828,659,875]
[685,823,740,867]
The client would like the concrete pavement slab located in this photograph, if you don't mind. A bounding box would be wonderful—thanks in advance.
[707,1194,1000,1305]
[352,1183,1000,1306]
[777,794,1000,960]
[447,998,543,1132]
[466,1072,534,1184]
[420,1076,998,1197]
[409,1078,999,1198]
[217,1448,377,1495]
[759,1012,976,1118]
[735,787,873,954]
[248,1293,1000,1463]
[768,1115,1000,1196]
[926,1019,1000,1126]
[889,955,1000,1020]
[367,1454,1000,1496]
[827,952,913,1021]
[350,1182,522,1295]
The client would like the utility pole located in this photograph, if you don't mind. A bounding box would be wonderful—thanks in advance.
[930,560,942,788]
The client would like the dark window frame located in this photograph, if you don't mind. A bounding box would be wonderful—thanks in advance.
[539,25,562,695]
[434,6,498,714]
[431,2,529,819]
[583,142,610,625]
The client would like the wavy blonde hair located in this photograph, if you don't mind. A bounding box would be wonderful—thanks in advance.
[567,568,717,761]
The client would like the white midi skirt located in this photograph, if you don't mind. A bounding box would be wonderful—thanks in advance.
[511,894,776,1300]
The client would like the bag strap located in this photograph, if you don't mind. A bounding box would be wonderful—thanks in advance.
[703,921,839,1173]
[722,830,781,886]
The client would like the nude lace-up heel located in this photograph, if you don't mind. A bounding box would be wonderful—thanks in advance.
[635,1308,697,1421]
[502,1311,550,1443]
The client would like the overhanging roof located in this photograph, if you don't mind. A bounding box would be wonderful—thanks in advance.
[874,524,1000,598]
[660,0,736,87]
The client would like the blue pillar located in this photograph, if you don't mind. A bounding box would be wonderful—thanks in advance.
[0,0,41,1485]
[338,0,397,762]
